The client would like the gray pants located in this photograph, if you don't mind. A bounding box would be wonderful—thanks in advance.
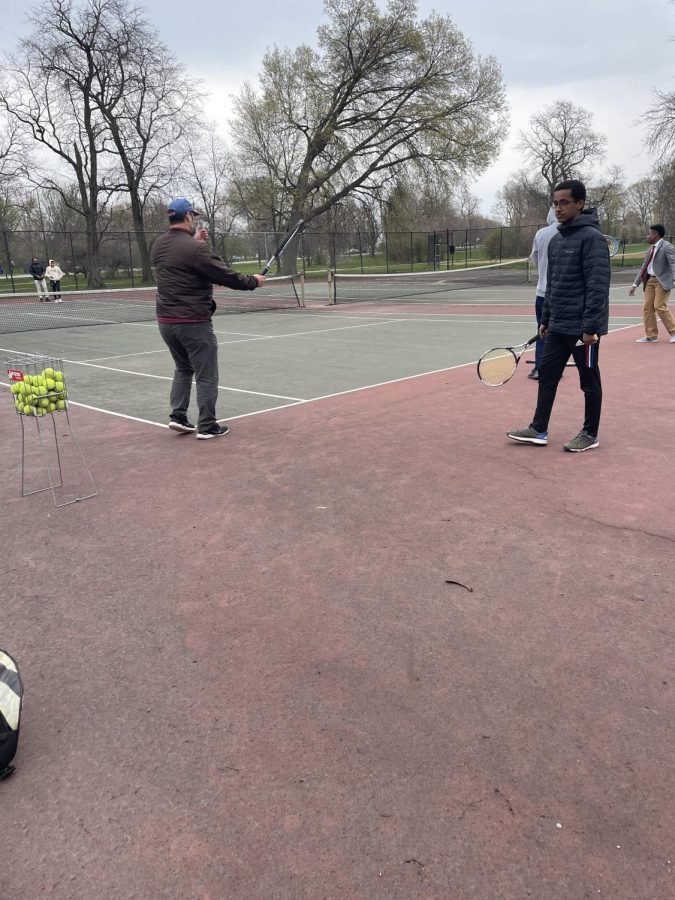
[158,321,219,430]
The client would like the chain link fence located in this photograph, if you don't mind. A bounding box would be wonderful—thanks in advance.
[1,224,668,292]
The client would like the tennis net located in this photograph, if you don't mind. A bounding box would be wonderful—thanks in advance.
[0,275,304,334]
[330,259,531,304]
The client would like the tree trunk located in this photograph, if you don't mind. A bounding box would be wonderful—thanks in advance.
[85,215,103,289]
[129,193,153,283]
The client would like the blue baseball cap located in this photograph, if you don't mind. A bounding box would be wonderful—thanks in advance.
[167,198,202,217]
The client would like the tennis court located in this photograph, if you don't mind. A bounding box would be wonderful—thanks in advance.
[2,265,674,899]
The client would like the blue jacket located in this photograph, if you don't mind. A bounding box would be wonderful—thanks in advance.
[542,209,610,336]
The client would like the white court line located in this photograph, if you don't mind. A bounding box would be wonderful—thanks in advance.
[1,323,642,430]
[0,381,167,428]
[76,317,409,362]
[224,322,641,420]
[0,349,305,402]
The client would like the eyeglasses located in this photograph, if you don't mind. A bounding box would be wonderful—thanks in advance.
[552,199,580,209]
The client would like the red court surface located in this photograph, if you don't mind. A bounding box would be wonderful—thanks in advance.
[1,330,674,899]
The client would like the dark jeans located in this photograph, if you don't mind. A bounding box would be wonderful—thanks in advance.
[531,331,602,437]
[534,296,545,369]
[158,321,219,430]
[50,279,61,299]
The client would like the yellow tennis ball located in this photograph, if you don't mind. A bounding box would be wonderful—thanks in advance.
[40,397,50,408]
[49,402,56,412]
[54,380,64,392]
[23,404,32,415]
[56,399,66,411]
[42,367,55,378]
[45,378,55,390]
[53,370,63,381]
[10,383,19,394]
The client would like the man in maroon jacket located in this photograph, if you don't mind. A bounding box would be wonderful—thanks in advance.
[151,199,264,439]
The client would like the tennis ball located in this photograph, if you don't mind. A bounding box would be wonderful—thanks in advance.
[45,378,55,390]
[39,397,50,408]
[56,399,66,411]
[54,380,64,392]
[10,383,19,394]
[23,404,32,415]
[43,367,55,378]
[53,370,63,381]
[49,402,56,412]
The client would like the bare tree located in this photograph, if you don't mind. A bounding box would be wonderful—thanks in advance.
[517,100,606,196]
[230,0,507,272]
[458,185,480,231]
[626,177,657,229]
[183,124,238,240]
[0,113,30,185]
[643,89,675,163]
[587,166,626,234]
[0,0,120,286]
[654,159,675,227]
[493,170,549,226]
[84,0,203,282]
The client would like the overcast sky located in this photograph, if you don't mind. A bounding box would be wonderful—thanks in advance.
[2,0,674,215]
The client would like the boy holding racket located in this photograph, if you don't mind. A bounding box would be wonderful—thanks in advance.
[507,179,610,452]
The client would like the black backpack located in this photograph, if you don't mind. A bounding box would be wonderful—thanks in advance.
[0,649,23,779]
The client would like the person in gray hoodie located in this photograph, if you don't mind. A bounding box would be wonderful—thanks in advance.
[507,179,610,452]
[528,205,559,379]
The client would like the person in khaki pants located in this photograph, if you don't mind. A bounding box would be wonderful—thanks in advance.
[629,224,675,343]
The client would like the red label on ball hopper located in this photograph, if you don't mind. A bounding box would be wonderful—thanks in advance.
[7,369,24,381]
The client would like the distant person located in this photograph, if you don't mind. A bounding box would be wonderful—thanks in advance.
[629,224,675,343]
[528,206,559,380]
[507,180,610,452]
[45,259,66,302]
[151,198,265,439]
[29,257,48,299]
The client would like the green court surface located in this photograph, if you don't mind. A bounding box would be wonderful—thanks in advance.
[1,279,642,428]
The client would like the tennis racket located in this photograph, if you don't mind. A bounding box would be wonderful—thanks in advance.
[260,219,306,275]
[603,234,620,258]
[477,334,539,386]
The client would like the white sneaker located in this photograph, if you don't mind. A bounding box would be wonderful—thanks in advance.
[636,336,658,342]
[669,334,675,343]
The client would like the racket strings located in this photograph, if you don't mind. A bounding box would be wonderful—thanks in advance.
[478,348,518,386]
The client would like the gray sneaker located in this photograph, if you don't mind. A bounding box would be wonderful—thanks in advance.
[506,426,548,445]
[563,430,599,452]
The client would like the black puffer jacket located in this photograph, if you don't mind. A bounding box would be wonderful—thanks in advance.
[542,209,610,336]
[29,260,45,279]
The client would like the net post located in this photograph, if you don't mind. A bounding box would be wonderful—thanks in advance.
[297,273,305,307]
[69,232,79,291]
[128,232,135,287]
[328,270,335,304]
[3,231,16,293]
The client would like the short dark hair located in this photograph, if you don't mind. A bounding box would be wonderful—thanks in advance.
[168,211,188,224]
[649,224,665,238]
[554,179,586,201]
